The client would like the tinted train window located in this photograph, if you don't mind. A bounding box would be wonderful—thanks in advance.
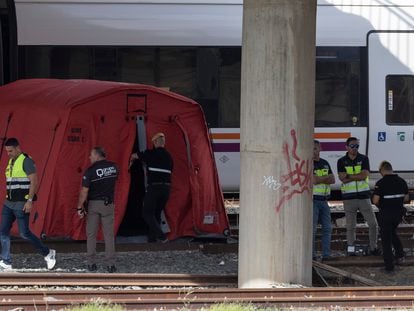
[316,47,365,127]
[1,0,18,84]
[386,75,414,125]
[19,46,241,128]
[20,45,366,128]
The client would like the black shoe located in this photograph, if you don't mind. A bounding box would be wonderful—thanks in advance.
[369,248,381,256]
[381,266,395,274]
[156,237,169,243]
[107,265,117,273]
[395,256,406,265]
[322,256,334,262]
[87,264,97,272]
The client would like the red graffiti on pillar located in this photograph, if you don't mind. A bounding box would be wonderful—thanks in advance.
[275,129,312,213]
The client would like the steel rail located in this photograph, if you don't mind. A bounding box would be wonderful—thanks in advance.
[0,272,237,287]
[3,287,414,309]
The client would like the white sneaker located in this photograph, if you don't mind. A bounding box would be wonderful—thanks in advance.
[0,260,12,270]
[44,249,56,270]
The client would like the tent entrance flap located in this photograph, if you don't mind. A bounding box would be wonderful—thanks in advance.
[118,116,148,237]
[118,154,147,236]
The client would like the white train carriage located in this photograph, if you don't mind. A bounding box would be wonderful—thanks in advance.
[1,0,414,194]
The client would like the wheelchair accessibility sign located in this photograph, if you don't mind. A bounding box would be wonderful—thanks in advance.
[378,132,386,142]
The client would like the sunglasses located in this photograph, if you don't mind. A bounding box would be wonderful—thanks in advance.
[348,144,359,149]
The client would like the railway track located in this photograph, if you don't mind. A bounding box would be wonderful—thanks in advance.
[3,286,414,309]
[0,272,237,287]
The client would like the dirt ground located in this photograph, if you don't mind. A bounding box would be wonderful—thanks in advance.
[339,264,414,286]
[312,243,414,286]
[313,253,414,287]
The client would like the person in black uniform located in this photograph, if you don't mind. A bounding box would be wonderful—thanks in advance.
[372,160,408,272]
[130,132,173,243]
[77,146,118,273]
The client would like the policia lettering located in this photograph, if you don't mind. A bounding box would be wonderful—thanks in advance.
[340,163,370,199]
[5,153,32,201]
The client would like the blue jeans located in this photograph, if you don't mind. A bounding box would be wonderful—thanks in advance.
[313,199,332,258]
[0,204,49,264]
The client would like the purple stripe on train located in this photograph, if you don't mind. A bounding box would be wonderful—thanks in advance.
[212,142,346,152]
[212,143,240,152]
[320,142,346,152]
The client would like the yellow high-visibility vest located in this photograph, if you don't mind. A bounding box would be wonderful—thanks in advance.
[5,153,30,201]
[341,164,370,199]
[313,167,331,198]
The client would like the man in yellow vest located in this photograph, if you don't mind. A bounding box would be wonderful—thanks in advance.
[337,137,379,255]
[313,140,335,261]
[0,138,56,270]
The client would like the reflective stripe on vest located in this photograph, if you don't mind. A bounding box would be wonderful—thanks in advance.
[383,194,406,199]
[6,177,29,182]
[340,164,370,198]
[313,168,331,197]
[5,153,30,201]
[148,167,172,174]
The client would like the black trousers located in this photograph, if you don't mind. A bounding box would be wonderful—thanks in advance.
[378,210,404,270]
[142,184,170,241]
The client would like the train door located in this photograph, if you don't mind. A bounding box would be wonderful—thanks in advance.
[0,0,17,85]
[314,46,368,194]
[367,31,414,184]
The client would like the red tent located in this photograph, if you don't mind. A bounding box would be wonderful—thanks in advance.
[0,79,229,240]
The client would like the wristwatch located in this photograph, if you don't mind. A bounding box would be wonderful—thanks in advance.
[27,198,33,202]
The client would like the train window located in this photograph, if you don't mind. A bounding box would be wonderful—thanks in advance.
[195,48,241,128]
[217,48,241,128]
[386,75,414,125]
[1,0,18,84]
[315,47,365,127]
[92,48,118,80]
[19,46,241,128]
[20,45,368,128]
[21,47,91,79]
[160,48,195,99]
[118,48,155,85]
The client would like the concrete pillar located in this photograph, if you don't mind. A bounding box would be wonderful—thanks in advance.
[238,0,316,288]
